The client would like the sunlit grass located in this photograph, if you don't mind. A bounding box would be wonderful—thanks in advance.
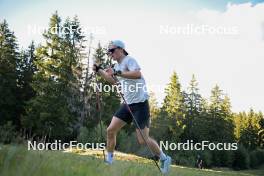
[0,145,263,176]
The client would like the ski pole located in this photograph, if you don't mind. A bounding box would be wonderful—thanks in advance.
[93,72,106,162]
[111,75,162,174]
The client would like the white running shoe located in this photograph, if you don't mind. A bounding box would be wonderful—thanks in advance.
[160,155,171,174]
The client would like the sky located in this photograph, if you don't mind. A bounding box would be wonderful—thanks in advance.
[1,0,264,112]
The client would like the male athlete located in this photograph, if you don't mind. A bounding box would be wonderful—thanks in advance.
[93,40,171,174]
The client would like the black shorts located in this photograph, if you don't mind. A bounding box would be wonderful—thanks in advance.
[114,100,150,129]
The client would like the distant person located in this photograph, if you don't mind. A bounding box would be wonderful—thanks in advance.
[196,154,203,169]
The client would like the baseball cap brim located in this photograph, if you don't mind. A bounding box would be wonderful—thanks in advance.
[123,49,128,55]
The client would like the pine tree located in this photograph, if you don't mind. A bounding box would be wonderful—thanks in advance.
[61,14,85,130]
[0,20,19,126]
[182,74,202,140]
[240,109,260,150]
[16,41,37,130]
[208,85,235,142]
[234,110,264,149]
[161,71,185,141]
[149,91,160,120]
[234,112,247,141]
[22,12,84,141]
[209,85,223,119]
[258,112,264,148]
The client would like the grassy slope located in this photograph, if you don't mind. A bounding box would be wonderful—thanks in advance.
[0,145,263,176]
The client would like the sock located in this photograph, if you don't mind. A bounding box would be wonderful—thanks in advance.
[107,152,113,163]
[159,150,167,161]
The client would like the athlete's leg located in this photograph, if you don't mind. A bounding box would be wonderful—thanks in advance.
[136,127,161,155]
[107,116,126,152]
[136,127,171,173]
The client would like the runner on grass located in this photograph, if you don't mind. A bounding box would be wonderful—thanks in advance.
[93,40,171,174]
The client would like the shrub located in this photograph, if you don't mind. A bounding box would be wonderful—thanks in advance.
[0,121,17,144]
[250,149,264,168]
[232,145,249,170]
[201,150,213,168]
[117,132,141,153]
[173,150,196,167]
[77,123,106,144]
[212,150,234,167]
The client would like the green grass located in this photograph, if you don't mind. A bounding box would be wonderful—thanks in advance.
[0,145,263,176]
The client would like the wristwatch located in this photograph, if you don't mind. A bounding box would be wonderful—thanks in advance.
[114,69,122,76]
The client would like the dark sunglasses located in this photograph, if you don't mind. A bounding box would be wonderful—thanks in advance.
[107,47,120,54]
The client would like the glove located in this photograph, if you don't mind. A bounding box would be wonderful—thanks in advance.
[93,64,103,72]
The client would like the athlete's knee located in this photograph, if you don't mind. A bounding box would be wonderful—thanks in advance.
[107,126,116,137]
[137,138,145,145]
[137,135,150,145]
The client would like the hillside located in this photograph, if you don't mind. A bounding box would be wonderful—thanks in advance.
[0,145,263,176]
